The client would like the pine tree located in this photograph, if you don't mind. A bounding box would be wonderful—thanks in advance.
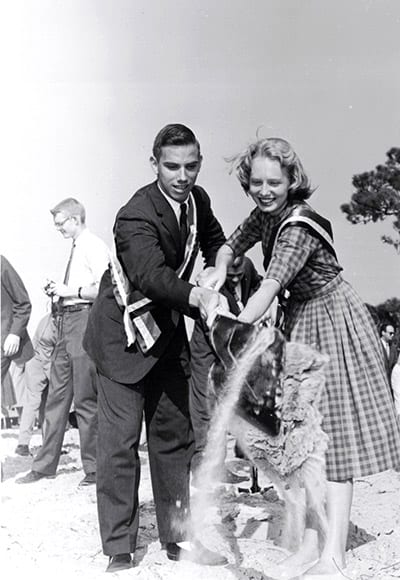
[341,148,400,253]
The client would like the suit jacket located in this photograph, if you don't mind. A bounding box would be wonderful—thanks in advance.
[1,255,34,365]
[84,181,225,384]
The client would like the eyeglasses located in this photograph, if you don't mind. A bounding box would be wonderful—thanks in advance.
[54,216,71,229]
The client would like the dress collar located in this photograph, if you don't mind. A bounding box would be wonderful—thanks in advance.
[266,203,297,226]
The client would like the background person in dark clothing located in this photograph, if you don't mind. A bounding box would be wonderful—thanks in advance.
[189,255,261,480]
[380,322,398,389]
[1,255,34,418]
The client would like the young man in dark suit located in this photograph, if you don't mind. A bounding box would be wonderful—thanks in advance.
[380,322,398,391]
[84,124,228,572]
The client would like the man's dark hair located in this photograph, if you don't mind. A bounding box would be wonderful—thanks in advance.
[380,322,395,336]
[152,124,201,161]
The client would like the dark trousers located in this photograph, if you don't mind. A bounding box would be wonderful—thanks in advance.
[1,355,16,412]
[33,309,98,475]
[189,321,218,472]
[96,352,194,556]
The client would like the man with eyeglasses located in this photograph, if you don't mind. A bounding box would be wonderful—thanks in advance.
[17,198,109,487]
[380,322,398,391]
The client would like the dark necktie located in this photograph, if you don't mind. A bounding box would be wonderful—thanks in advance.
[54,241,75,316]
[63,241,76,285]
[179,203,188,261]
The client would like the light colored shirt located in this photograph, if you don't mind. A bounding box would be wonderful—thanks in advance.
[232,282,244,311]
[158,183,189,225]
[63,228,110,306]
[381,338,390,358]
[391,361,400,416]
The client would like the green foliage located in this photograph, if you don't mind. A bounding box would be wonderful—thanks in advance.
[341,148,400,252]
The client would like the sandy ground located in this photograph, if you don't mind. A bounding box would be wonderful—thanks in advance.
[1,427,400,580]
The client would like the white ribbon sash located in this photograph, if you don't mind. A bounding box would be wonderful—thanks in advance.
[110,193,198,353]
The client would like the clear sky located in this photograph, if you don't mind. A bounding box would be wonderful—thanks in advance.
[2,0,400,331]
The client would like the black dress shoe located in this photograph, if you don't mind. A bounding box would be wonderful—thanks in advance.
[15,444,30,456]
[78,472,96,487]
[68,411,78,429]
[16,470,55,484]
[165,542,228,566]
[106,554,133,573]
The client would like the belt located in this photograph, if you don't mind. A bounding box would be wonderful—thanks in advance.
[290,273,344,302]
[59,303,92,313]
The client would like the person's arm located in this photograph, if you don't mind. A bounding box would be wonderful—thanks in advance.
[197,244,235,291]
[198,208,262,292]
[237,278,281,324]
[189,286,229,327]
[45,280,100,301]
[46,281,98,300]
[1,257,32,337]
[240,227,322,324]
[3,334,21,356]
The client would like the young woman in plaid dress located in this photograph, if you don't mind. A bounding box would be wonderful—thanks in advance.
[199,138,400,579]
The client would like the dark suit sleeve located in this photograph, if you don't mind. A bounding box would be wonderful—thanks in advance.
[115,208,194,312]
[195,187,226,267]
[190,319,216,399]
[1,256,32,337]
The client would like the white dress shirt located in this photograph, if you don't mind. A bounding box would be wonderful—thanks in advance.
[158,184,189,224]
[63,228,110,306]
[381,338,390,358]
[391,361,400,417]
[232,282,244,311]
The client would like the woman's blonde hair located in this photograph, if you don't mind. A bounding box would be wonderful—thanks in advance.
[229,137,314,201]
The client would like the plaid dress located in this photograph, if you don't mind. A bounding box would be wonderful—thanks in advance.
[226,203,400,480]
